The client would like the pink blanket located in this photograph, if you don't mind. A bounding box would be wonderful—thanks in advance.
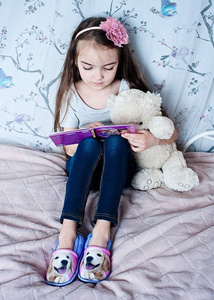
[0,145,214,299]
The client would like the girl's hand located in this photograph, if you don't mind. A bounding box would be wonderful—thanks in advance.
[87,122,105,129]
[121,129,159,152]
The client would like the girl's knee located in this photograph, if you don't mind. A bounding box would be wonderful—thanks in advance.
[104,135,129,153]
[78,137,102,154]
[79,137,99,146]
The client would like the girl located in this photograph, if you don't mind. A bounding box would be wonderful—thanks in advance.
[46,16,178,286]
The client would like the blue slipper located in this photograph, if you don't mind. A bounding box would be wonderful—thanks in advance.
[46,233,85,286]
[78,232,111,283]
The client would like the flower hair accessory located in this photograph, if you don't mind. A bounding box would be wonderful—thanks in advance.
[100,17,129,47]
[75,17,129,47]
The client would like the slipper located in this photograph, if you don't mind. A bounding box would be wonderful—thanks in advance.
[78,232,111,283]
[46,233,85,286]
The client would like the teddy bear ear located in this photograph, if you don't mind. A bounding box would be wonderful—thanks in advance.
[144,91,163,113]
[149,92,162,106]
[107,94,116,110]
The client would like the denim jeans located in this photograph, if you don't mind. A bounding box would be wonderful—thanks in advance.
[60,135,136,227]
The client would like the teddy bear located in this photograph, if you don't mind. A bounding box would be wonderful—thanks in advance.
[107,89,199,192]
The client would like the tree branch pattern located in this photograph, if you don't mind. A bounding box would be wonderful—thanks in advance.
[0,0,213,152]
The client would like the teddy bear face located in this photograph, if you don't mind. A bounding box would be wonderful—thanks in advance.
[107,89,162,130]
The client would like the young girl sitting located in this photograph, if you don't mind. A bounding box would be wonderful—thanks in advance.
[46,16,178,286]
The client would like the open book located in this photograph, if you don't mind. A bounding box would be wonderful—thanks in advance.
[50,124,135,146]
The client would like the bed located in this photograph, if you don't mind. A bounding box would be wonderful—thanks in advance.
[0,141,214,299]
[1,1,214,299]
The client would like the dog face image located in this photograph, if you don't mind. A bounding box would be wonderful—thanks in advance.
[47,251,74,284]
[80,248,110,281]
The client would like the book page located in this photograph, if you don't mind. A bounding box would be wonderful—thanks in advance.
[94,124,135,138]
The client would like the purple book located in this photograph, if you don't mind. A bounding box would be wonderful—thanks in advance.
[50,124,135,146]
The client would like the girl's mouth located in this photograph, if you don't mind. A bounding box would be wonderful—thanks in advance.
[93,82,103,86]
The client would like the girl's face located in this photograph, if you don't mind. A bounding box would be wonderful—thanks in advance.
[76,41,119,91]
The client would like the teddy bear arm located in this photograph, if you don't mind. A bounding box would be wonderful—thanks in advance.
[149,116,174,139]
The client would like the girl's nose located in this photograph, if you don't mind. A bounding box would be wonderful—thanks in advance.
[95,68,104,80]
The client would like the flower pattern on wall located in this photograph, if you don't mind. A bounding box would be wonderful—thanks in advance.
[0,0,213,152]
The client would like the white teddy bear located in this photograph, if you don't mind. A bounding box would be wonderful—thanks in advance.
[108,89,199,192]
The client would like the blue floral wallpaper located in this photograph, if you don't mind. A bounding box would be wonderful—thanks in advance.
[0,0,213,152]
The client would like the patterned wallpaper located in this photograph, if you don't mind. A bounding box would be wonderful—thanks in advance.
[0,0,213,152]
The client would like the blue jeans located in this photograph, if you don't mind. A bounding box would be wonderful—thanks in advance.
[60,135,136,227]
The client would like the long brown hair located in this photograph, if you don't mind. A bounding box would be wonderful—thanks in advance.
[54,17,148,131]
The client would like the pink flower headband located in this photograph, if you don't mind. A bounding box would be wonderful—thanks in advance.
[75,17,129,47]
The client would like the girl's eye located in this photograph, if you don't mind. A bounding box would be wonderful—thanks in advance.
[82,66,114,71]
[104,67,114,71]
[83,67,92,70]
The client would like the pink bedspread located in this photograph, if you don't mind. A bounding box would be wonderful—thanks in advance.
[0,145,214,299]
